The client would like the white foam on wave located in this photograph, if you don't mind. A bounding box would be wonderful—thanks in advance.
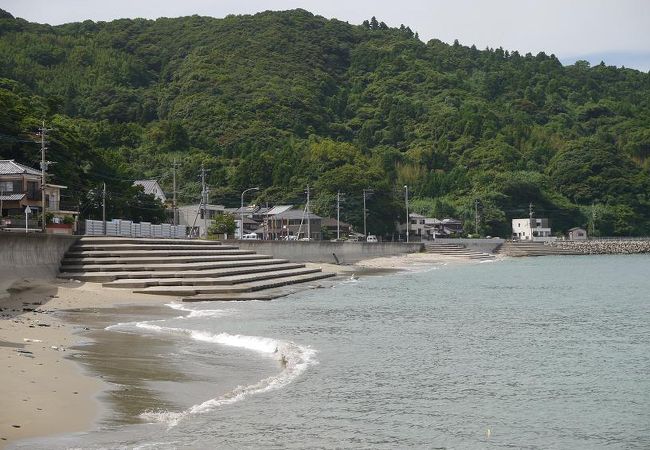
[166,302,232,319]
[105,318,170,332]
[124,303,317,428]
[402,264,443,275]
[106,303,231,335]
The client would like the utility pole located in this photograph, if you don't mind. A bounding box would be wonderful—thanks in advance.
[475,199,479,236]
[306,185,311,240]
[336,191,341,240]
[591,201,596,237]
[265,201,269,240]
[404,185,409,243]
[362,188,373,238]
[38,121,54,231]
[200,164,207,238]
[102,183,106,235]
[172,158,178,226]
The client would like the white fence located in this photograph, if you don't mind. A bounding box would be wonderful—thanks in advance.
[85,219,186,239]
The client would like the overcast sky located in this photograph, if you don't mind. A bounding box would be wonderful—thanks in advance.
[2,0,649,71]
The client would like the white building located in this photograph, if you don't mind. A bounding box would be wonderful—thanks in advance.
[177,204,226,237]
[512,217,553,241]
[133,180,167,203]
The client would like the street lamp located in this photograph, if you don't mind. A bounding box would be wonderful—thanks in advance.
[240,187,259,239]
[404,185,409,243]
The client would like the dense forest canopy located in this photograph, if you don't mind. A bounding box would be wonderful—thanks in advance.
[1,8,649,236]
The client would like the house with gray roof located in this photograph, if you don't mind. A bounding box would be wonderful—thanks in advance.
[133,179,167,203]
[0,160,75,223]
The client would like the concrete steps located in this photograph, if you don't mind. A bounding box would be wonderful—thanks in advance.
[61,253,264,266]
[424,242,496,260]
[59,237,334,300]
[182,293,287,302]
[60,261,302,283]
[65,249,253,258]
[60,258,279,273]
[76,237,225,246]
[103,267,323,289]
[72,244,230,251]
[132,271,336,296]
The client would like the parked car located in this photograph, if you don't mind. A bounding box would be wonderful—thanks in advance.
[242,233,259,240]
[366,235,378,243]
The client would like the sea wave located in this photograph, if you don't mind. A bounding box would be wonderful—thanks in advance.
[105,318,171,332]
[166,302,233,319]
[107,303,316,427]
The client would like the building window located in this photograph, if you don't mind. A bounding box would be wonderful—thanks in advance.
[0,180,21,193]
[27,181,39,200]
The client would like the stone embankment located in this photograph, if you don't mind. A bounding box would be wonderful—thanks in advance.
[548,240,650,255]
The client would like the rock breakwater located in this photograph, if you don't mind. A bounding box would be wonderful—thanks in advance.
[548,240,650,255]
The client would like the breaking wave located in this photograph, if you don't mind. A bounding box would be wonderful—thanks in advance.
[166,302,232,319]
[106,302,316,427]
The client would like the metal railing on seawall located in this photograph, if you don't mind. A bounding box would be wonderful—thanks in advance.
[84,219,186,239]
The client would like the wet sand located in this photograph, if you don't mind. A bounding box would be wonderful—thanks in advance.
[0,278,175,448]
[0,251,474,447]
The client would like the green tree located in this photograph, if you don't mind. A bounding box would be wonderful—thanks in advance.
[208,213,236,236]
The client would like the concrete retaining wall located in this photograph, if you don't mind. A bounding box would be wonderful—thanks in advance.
[227,240,424,264]
[0,232,79,283]
[436,238,505,254]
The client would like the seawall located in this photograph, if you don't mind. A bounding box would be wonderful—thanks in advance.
[0,233,79,290]
[434,238,504,254]
[226,240,424,264]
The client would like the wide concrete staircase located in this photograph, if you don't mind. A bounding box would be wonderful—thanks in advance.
[498,241,581,257]
[424,242,496,260]
[59,237,335,301]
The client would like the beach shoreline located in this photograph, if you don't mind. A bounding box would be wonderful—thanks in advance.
[0,278,176,448]
[0,251,476,448]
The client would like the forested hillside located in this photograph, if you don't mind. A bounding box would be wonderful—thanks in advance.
[1,8,649,236]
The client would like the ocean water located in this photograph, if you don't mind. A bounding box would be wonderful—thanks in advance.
[16,255,650,449]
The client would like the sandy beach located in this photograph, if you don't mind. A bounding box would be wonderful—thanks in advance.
[306,251,482,275]
[0,251,474,448]
[0,279,176,448]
